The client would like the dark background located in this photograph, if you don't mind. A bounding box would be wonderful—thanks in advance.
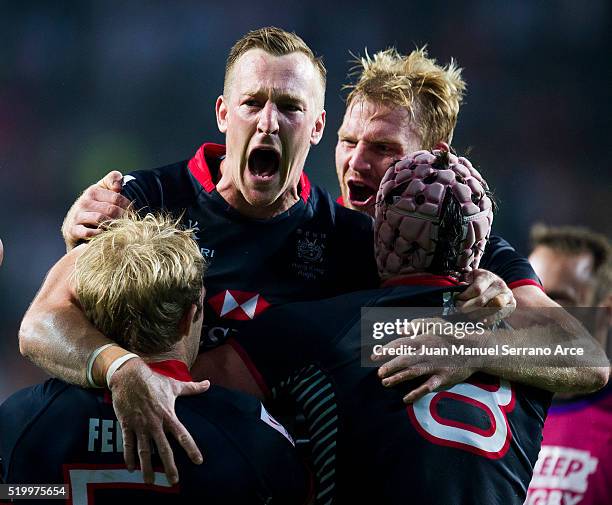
[1,0,610,400]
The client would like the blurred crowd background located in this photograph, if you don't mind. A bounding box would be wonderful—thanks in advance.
[1,0,610,401]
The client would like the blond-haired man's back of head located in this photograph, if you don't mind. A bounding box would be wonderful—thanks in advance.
[74,212,206,355]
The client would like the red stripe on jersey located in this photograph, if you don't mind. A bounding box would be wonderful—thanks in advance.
[336,195,345,206]
[227,338,271,398]
[188,142,313,202]
[187,143,225,192]
[299,171,311,202]
[148,360,193,382]
[508,279,544,291]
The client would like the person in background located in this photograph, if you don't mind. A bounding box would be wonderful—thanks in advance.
[526,224,611,505]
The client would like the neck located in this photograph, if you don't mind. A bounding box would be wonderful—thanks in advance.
[216,160,300,219]
[139,339,192,368]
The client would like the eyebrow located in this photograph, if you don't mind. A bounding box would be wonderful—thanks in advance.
[242,89,306,104]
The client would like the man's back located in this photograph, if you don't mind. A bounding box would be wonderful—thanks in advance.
[233,282,552,504]
[0,362,310,505]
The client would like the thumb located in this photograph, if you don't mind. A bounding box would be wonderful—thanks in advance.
[98,170,124,192]
[176,380,211,397]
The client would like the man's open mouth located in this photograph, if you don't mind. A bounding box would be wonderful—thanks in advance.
[347,180,376,206]
[248,148,280,181]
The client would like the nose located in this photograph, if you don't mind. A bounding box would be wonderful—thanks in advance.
[348,142,370,174]
[257,102,279,135]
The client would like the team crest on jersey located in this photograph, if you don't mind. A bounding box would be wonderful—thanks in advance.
[208,290,270,320]
[292,229,327,280]
[297,234,324,262]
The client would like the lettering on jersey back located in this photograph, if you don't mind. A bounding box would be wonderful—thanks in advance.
[88,418,124,453]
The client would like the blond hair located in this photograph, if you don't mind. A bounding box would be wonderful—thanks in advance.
[345,47,466,149]
[74,212,206,355]
[224,26,326,106]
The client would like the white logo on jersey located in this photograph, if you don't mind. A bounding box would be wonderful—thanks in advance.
[408,379,515,459]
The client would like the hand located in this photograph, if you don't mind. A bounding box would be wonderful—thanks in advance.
[108,358,210,485]
[61,171,132,250]
[372,321,475,403]
[456,269,516,322]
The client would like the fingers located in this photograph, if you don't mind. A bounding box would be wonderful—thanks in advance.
[152,430,179,485]
[381,366,430,387]
[167,417,203,465]
[176,380,211,397]
[456,269,494,301]
[166,381,208,466]
[403,374,443,404]
[122,426,137,472]
[85,185,132,211]
[69,224,104,241]
[458,285,514,318]
[136,431,154,485]
[98,170,125,192]
[378,356,422,378]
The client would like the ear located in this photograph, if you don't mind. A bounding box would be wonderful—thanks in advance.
[178,303,199,337]
[310,109,326,146]
[216,95,228,134]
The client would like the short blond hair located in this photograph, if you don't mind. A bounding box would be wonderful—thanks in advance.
[74,213,206,355]
[224,26,326,106]
[345,47,466,149]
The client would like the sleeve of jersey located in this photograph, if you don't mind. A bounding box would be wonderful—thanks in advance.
[480,234,542,290]
[120,170,163,211]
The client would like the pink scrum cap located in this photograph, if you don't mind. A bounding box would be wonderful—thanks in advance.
[375,145,494,279]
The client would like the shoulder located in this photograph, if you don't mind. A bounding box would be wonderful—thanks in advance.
[308,184,374,232]
[176,386,262,428]
[121,159,198,209]
[0,380,74,456]
[0,380,94,429]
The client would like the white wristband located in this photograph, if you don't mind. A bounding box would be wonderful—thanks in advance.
[105,353,140,388]
[86,343,116,388]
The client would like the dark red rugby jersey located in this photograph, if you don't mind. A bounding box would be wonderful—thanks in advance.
[0,362,310,504]
[232,282,552,505]
[120,143,378,351]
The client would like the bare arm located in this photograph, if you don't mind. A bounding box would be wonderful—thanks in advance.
[500,285,610,392]
[376,277,609,401]
[19,245,111,385]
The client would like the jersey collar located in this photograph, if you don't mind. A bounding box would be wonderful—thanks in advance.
[148,360,193,382]
[381,274,463,288]
[187,142,312,202]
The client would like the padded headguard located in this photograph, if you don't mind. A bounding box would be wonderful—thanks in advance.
[375,145,493,279]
